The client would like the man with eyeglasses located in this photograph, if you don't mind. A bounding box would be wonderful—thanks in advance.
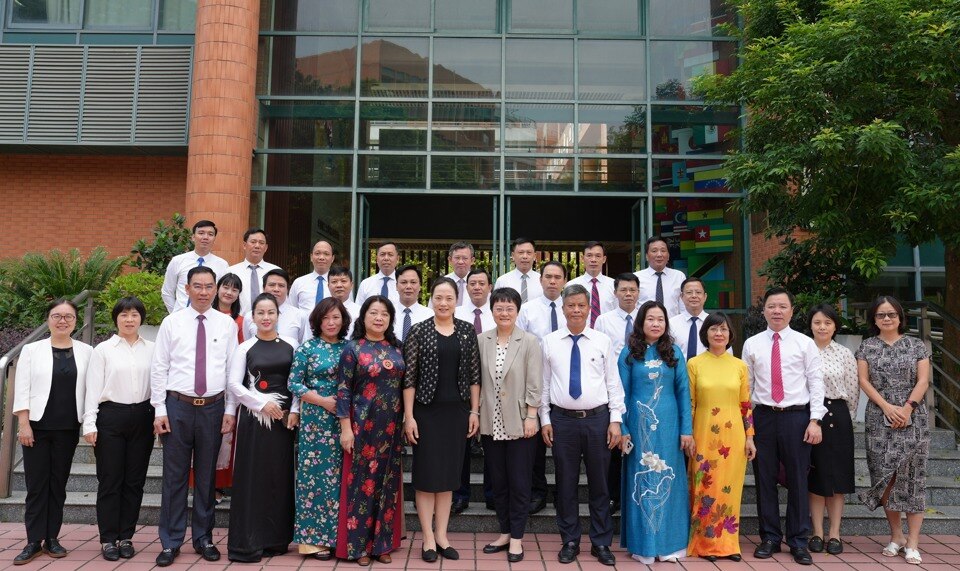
[437,242,475,307]
[161,220,230,313]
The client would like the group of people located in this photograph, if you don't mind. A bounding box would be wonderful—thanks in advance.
[11,220,933,567]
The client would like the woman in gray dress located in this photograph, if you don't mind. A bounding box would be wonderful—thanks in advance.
[856,296,930,566]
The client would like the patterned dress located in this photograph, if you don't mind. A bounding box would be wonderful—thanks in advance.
[287,338,345,553]
[856,336,931,513]
[685,351,754,557]
[335,339,405,560]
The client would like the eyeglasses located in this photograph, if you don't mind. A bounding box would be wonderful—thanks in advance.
[875,312,899,320]
[50,314,76,322]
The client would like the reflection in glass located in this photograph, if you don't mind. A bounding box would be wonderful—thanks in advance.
[578,40,645,101]
[579,158,646,192]
[86,0,152,28]
[578,105,645,153]
[432,103,500,152]
[269,0,358,32]
[259,100,355,149]
[160,0,197,31]
[918,240,946,266]
[510,0,573,31]
[366,0,430,31]
[851,272,914,306]
[648,0,735,36]
[263,154,353,187]
[10,0,82,26]
[432,156,500,190]
[270,36,357,96]
[505,39,574,100]
[361,37,429,97]
[652,105,738,154]
[577,0,640,33]
[652,158,731,192]
[259,191,353,275]
[505,156,574,191]
[359,155,427,188]
[433,38,501,98]
[359,102,428,150]
[649,41,737,100]
[505,104,574,154]
[436,0,498,31]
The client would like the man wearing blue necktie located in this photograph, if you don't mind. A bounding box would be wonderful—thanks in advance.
[668,277,717,360]
[161,220,230,313]
[539,284,625,567]
[355,242,401,308]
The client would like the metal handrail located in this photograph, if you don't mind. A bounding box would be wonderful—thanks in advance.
[0,290,98,498]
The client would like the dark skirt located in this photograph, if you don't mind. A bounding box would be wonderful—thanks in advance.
[809,398,855,496]
[411,400,468,493]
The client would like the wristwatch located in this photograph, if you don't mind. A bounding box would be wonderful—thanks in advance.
[908,400,920,409]
[811,418,823,426]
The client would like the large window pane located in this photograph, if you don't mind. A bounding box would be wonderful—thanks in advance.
[261,154,353,187]
[505,104,574,153]
[577,0,640,34]
[578,40,645,101]
[432,156,500,190]
[432,103,500,151]
[918,240,945,266]
[270,36,358,96]
[855,272,915,305]
[360,37,429,97]
[259,100,355,149]
[578,105,645,153]
[648,0,735,36]
[579,158,646,192]
[652,105,738,154]
[365,0,430,32]
[649,41,737,100]
[359,155,427,188]
[269,0,358,32]
[436,0,498,31]
[160,0,197,31]
[433,38,501,98]
[652,158,731,192]
[259,191,353,275]
[85,0,152,28]
[510,0,573,31]
[505,39,574,100]
[10,0,82,27]
[505,156,574,191]
[360,102,428,150]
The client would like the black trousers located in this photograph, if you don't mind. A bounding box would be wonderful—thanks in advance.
[551,410,613,547]
[607,452,622,504]
[158,394,224,550]
[483,434,537,539]
[531,437,551,502]
[752,406,813,549]
[21,427,78,543]
[94,401,155,543]
[453,438,493,503]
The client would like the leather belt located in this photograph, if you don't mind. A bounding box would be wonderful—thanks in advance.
[551,404,608,419]
[168,390,225,407]
[756,403,808,413]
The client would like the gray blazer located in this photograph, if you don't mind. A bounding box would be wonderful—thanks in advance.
[478,327,543,438]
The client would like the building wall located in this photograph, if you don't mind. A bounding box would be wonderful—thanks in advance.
[0,154,187,260]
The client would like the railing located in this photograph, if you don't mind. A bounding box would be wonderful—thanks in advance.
[0,290,98,498]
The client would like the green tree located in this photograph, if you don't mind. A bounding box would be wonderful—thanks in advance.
[130,213,194,274]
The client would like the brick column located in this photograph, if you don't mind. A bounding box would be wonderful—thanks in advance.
[184,0,260,264]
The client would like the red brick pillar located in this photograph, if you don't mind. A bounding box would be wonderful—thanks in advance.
[184,0,260,264]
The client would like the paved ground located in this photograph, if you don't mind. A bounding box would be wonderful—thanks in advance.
[0,524,958,570]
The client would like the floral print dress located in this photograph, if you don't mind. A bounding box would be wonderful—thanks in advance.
[287,338,345,553]
[335,339,405,560]
[685,351,754,557]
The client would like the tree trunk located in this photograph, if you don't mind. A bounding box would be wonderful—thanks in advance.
[940,244,960,432]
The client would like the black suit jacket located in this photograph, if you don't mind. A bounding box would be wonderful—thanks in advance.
[402,317,481,404]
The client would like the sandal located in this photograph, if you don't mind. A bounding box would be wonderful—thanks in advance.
[312,548,332,561]
[356,556,371,566]
[882,541,905,557]
[904,548,922,565]
[376,554,392,564]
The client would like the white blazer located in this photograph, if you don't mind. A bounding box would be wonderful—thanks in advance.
[13,339,93,423]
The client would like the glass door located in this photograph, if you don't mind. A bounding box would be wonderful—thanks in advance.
[630,198,648,271]
[356,194,371,282]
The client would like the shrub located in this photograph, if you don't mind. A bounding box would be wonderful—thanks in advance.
[96,272,167,328]
[130,213,194,274]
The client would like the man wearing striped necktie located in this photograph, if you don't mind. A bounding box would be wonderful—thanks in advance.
[568,241,617,327]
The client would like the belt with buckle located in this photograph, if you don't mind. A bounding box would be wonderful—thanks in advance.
[551,404,608,419]
[757,403,808,413]
[168,390,225,407]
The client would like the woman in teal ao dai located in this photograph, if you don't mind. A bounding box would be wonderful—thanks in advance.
[287,298,352,560]
[618,301,693,564]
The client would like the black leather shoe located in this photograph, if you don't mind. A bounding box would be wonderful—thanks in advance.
[507,550,524,563]
[558,542,579,564]
[102,542,120,561]
[43,539,66,558]
[791,546,813,565]
[808,535,824,553]
[590,545,616,566]
[483,543,509,554]
[117,540,135,559]
[826,538,843,555]
[438,545,459,560]
[195,543,221,562]
[703,555,718,562]
[156,547,180,567]
[754,540,781,559]
[13,542,43,566]
[727,554,742,561]
[452,498,469,514]
[529,495,546,515]
[421,548,438,563]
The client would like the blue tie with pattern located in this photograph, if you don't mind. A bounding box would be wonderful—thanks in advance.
[315,275,325,304]
[550,301,558,332]
[625,314,633,346]
[687,316,698,360]
[569,334,583,399]
[381,276,389,298]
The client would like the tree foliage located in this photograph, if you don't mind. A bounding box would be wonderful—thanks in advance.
[130,213,194,274]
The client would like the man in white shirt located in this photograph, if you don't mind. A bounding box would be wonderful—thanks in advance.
[288,240,336,312]
[444,241,475,306]
[494,237,542,303]
[356,242,401,308]
[161,220,230,313]
[539,284,624,567]
[635,235,685,317]
[393,264,432,342]
[150,266,238,566]
[226,228,280,316]
[669,277,714,360]
[329,266,359,334]
[243,269,311,345]
[569,241,617,327]
[455,269,494,334]
[741,287,825,566]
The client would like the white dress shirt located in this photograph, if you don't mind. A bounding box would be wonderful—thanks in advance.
[161,250,230,313]
[343,299,360,338]
[394,302,434,341]
[539,327,625,426]
[568,273,617,316]
[517,295,566,341]
[494,268,543,302]
[227,336,301,414]
[289,270,331,313]
[669,309,711,357]
[742,326,826,420]
[150,306,239,417]
[429,272,469,308]
[356,270,400,308]
[593,306,640,359]
[243,304,313,346]
[226,259,281,315]
[455,299,495,333]
[635,266,686,317]
[82,335,155,435]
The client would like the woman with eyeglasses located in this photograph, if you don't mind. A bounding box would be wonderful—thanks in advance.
[12,299,93,565]
[856,296,930,566]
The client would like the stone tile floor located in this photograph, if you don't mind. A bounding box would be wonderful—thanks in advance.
[1,524,958,570]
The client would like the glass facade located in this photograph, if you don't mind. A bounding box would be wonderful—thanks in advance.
[2,0,197,42]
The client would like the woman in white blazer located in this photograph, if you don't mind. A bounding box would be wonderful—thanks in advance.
[12,299,93,565]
